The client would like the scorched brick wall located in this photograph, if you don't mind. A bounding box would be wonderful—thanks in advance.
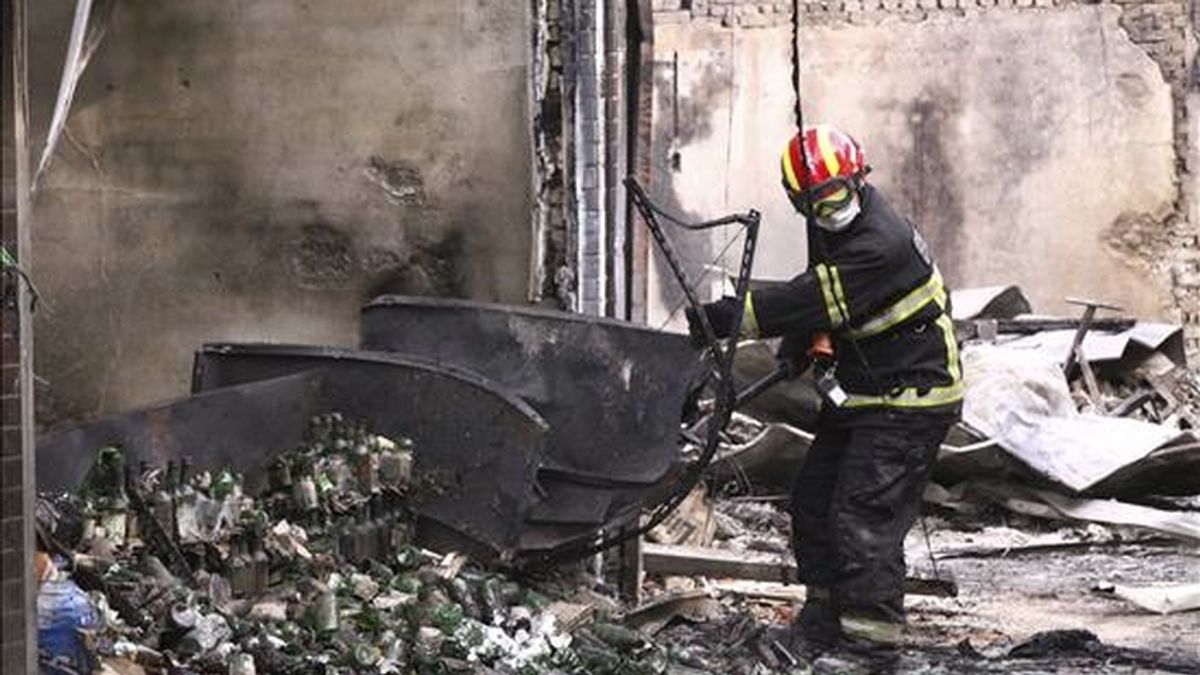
[1,0,34,671]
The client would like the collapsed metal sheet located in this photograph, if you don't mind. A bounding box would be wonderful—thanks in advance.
[361,296,703,481]
[1003,323,1188,371]
[191,344,549,560]
[977,482,1200,542]
[37,370,328,492]
[709,423,813,489]
[360,297,706,557]
[961,344,1195,494]
[950,285,1033,320]
[41,310,706,562]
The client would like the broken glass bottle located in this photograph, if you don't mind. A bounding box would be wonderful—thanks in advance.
[228,533,253,598]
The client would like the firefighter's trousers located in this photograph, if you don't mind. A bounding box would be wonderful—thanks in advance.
[790,407,958,649]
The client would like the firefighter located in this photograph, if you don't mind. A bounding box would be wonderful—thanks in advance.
[686,125,962,674]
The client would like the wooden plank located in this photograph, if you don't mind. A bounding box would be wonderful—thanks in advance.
[647,485,715,547]
[709,580,808,603]
[544,601,597,632]
[643,542,796,583]
[623,590,722,635]
[642,543,958,597]
[619,524,644,604]
[1111,583,1200,615]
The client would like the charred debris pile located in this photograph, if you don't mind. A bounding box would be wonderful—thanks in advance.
[720,286,1200,534]
[32,291,1200,674]
[39,415,668,675]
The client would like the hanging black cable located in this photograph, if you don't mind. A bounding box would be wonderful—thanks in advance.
[791,0,817,228]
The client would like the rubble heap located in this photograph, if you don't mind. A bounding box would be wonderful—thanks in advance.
[38,414,691,675]
[33,287,1200,675]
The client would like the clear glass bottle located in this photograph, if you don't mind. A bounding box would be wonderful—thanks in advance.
[249,528,270,595]
[353,505,375,563]
[353,440,379,496]
[268,454,293,494]
[291,456,319,521]
[336,512,357,564]
[123,463,140,546]
[371,494,390,559]
[152,462,176,534]
[174,459,199,543]
[228,533,253,598]
[309,583,338,634]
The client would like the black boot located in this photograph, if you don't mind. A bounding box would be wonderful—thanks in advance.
[789,591,839,657]
[811,636,900,675]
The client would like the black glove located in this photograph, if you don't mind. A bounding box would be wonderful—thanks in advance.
[684,296,742,348]
[775,333,813,379]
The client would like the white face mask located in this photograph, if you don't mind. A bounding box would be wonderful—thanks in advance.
[814,194,861,232]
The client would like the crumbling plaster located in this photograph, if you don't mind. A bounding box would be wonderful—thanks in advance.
[647,5,1181,331]
[29,0,534,427]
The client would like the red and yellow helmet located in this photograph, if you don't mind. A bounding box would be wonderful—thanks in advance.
[781,125,868,217]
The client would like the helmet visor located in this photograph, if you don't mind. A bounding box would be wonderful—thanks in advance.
[786,176,857,218]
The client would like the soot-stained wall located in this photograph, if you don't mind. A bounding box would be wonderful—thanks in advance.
[646,2,1187,331]
[30,1,532,427]
[797,7,1177,317]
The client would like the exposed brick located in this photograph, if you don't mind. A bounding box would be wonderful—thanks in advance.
[0,398,18,429]
[0,330,15,358]
[0,487,23,524]
[0,309,16,335]
[0,545,22,583]
[1,426,21,454]
[0,629,26,652]
[1,608,26,642]
[740,8,774,24]
[0,579,24,618]
[0,455,21,489]
[0,395,18,427]
[656,9,692,22]
[0,516,20,552]
[1,641,26,670]
[0,216,14,244]
[3,0,34,667]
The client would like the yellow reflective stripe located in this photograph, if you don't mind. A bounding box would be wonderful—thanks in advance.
[816,124,841,176]
[842,308,964,410]
[830,265,850,326]
[814,264,845,328]
[841,380,964,409]
[841,616,902,644]
[740,291,760,338]
[844,269,945,340]
[781,148,801,192]
[820,186,850,203]
[936,309,961,383]
[813,187,850,217]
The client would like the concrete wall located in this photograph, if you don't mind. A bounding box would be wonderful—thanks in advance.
[646,1,1189,331]
[29,1,533,427]
[799,7,1176,316]
[646,22,798,330]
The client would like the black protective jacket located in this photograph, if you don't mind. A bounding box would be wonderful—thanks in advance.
[746,185,962,412]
